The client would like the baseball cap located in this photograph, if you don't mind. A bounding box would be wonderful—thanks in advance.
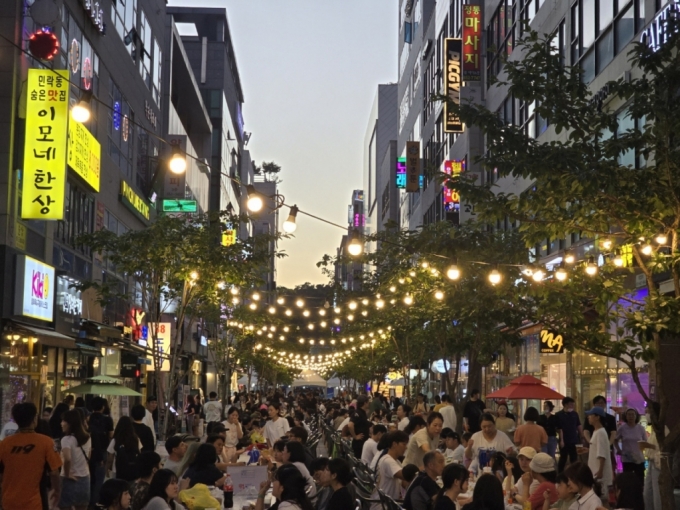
[518,446,537,459]
[585,406,606,417]
[530,453,556,473]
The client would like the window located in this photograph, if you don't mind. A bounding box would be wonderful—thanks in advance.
[111,0,137,60]
[108,79,135,179]
[102,211,129,275]
[571,0,647,83]
[139,11,152,89]
[152,38,162,104]
[56,183,94,256]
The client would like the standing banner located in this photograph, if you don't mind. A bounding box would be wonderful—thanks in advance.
[444,39,464,133]
[148,322,172,371]
[462,5,482,82]
[22,69,69,219]
[405,141,421,192]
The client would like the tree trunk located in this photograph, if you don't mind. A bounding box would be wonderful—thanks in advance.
[467,348,483,398]
[659,451,676,510]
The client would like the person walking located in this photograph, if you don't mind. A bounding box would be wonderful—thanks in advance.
[514,407,548,452]
[537,401,559,459]
[143,396,157,446]
[89,396,114,508]
[555,397,583,473]
[615,408,647,484]
[263,402,290,448]
[583,407,613,500]
[132,405,155,453]
[0,403,63,510]
[183,396,195,437]
[59,409,92,510]
[203,392,223,428]
[439,395,457,432]
[463,390,487,434]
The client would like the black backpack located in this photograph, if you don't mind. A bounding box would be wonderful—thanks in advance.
[115,442,140,481]
[88,414,110,464]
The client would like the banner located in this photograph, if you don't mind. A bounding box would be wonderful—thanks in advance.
[444,39,464,133]
[68,111,101,191]
[462,5,482,82]
[405,141,421,192]
[148,322,172,371]
[443,159,465,211]
[22,69,69,219]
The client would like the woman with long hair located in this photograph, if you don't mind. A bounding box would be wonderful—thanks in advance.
[404,415,427,436]
[281,441,317,498]
[141,469,186,510]
[564,462,601,510]
[495,404,516,435]
[502,455,524,492]
[461,474,505,510]
[181,443,225,488]
[221,406,243,463]
[254,464,314,510]
[106,416,141,482]
[49,403,70,440]
[433,463,469,510]
[97,479,131,510]
[59,409,92,510]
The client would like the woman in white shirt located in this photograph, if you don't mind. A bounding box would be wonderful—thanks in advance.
[60,409,92,510]
[564,462,602,510]
[221,406,243,463]
[464,413,516,473]
[281,441,317,498]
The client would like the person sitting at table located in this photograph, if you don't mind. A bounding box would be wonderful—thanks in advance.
[325,458,355,510]
[403,412,444,469]
[464,413,516,474]
[255,464,314,510]
[542,472,577,510]
[511,447,540,504]
[440,428,465,464]
[501,455,524,493]
[563,462,602,510]
[461,474,505,510]
[521,453,558,510]
[181,443,226,488]
[282,440,317,498]
[404,451,446,510]
[432,464,470,510]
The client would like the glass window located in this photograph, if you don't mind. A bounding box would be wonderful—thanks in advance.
[599,0,614,32]
[139,11,152,89]
[617,109,635,167]
[111,0,137,60]
[108,78,135,179]
[581,49,596,83]
[596,29,614,72]
[615,5,635,54]
[583,0,596,49]
[152,38,162,104]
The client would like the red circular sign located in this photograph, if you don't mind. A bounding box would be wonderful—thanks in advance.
[28,29,59,61]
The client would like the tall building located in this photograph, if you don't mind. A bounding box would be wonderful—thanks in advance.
[335,190,365,291]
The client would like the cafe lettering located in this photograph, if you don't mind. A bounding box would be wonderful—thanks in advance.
[539,329,565,354]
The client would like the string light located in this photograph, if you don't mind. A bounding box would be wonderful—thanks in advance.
[348,301,357,310]
[282,205,299,233]
[245,185,264,212]
[488,269,502,285]
[303,310,310,317]
[555,267,568,281]
[585,257,598,276]
[268,307,276,314]
[600,238,613,251]
[531,269,545,282]
[230,287,239,295]
[613,251,624,267]
[446,265,461,279]
[376,299,385,309]
[564,252,575,264]
[404,294,414,305]
[641,242,653,256]
[296,299,305,307]
[319,309,326,316]
[656,233,668,245]
[277,297,285,305]
[285,310,292,316]
[434,290,444,300]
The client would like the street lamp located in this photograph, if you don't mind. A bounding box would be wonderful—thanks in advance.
[347,230,363,257]
[71,91,93,123]
[168,146,187,174]
[283,206,299,233]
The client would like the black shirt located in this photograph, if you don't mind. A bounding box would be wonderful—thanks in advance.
[537,413,559,437]
[404,471,440,510]
[183,464,223,488]
[351,409,371,439]
[463,399,486,433]
[583,411,617,440]
[433,495,457,510]
[132,422,155,453]
[88,412,114,464]
[327,486,354,510]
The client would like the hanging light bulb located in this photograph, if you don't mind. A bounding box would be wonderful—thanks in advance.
[334,307,341,313]
[71,90,93,123]
[389,286,396,293]
[404,294,414,305]
[361,310,368,316]
[249,303,257,310]
[376,299,385,309]
[361,299,369,305]
[656,233,668,245]
[320,321,327,327]
[282,205,299,233]
[564,252,576,264]
[347,230,363,257]
[488,269,502,285]
[268,307,275,314]
[613,250,624,267]
[285,309,292,317]
[398,278,405,284]
[600,238,613,251]
[277,297,285,305]
[348,301,357,310]
[421,261,429,268]
[434,290,444,300]
[333,318,340,325]
[308,324,314,330]
[252,292,260,301]
[168,146,187,174]
[245,185,264,212]
[409,270,416,277]
[555,267,568,281]
[232,297,239,305]
[296,299,305,307]
[446,265,461,280]
[319,309,326,316]
[585,257,598,276]
[641,242,653,256]
[303,310,310,317]
[283,326,290,332]
[230,287,239,295]
[531,269,545,282]
[347,314,354,321]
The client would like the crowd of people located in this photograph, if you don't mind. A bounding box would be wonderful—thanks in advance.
[0,388,659,510]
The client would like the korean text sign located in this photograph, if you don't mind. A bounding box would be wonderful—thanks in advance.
[147,322,172,371]
[443,159,465,211]
[22,69,69,219]
[67,112,101,191]
[406,141,421,193]
[444,39,463,132]
[462,5,482,82]
[14,255,55,322]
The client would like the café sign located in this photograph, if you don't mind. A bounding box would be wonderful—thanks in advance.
[641,0,679,52]
[15,255,55,322]
[539,329,565,354]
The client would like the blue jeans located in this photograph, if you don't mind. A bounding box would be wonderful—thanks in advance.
[89,462,106,507]
[542,436,558,459]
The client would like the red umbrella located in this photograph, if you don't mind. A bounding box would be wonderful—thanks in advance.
[486,375,564,400]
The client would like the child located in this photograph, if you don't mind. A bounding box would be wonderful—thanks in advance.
[543,472,577,510]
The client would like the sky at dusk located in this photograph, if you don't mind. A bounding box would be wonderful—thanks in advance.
[167,0,398,288]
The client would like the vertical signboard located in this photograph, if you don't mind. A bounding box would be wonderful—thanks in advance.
[443,159,465,211]
[67,112,101,191]
[396,157,407,189]
[462,5,482,82]
[22,69,69,220]
[14,255,55,322]
[405,141,421,192]
[444,39,464,133]
[147,322,172,371]
[164,135,187,199]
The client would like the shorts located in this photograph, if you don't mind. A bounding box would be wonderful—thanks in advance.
[59,475,91,507]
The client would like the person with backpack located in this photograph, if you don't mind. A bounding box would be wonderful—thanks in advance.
[59,409,92,510]
[107,416,142,482]
[89,397,114,508]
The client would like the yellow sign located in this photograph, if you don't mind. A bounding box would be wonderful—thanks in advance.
[120,180,150,221]
[222,229,236,246]
[68,112,101,191]
[539,329,565,354]
[22,69,69,220]
[15,222,26,251]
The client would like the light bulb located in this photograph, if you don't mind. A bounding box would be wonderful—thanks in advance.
[334,307,341,313]
[308,324,314,330]
[249,303,257,310]
[362,299,369,305]
[168,147,187,174]
[404,294,414,305]
[348,237,363,256]
[230,287,239,295]
[361,310,368,316]
[446,265,460,280]
[656,234,668,245]
[303,310,310,317]
[348,301,357,310]
[613,253,624,267]
[601,238,613,251]
[421,262,429,268]
[488,269,502,285]
[72,101,91,123]
[285,310,292,316]
[641,243,653,256]
[232,297,239,304]
[319,309,326,316]
[434,290,444,300]
[409,270,416,277]
[246,185,263,212]
[283,206,298,233]
[268,307,275,314]
[320,321,327,327]
[190,271,198,280]
[585,258,598,276]
[252,292,260,301]
[531,269,544,282]
[398,278,405,284]
[347,314,354,321]
[277,297,284,305]
[555,268,568,281]
[564,253,575,264]
[283,326,289,332]
[333,318,340,324]
[376,299,385,309]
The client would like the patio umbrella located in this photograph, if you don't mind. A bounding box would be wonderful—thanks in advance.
[69,376,142,396]
[486,375,564,400]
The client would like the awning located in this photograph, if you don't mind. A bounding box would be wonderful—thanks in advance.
[76,343,103,357]
[80,320,123,341]
[13,323,76,349]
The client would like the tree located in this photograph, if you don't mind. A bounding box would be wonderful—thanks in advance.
[445,28,680,510]
[79,212,273,438]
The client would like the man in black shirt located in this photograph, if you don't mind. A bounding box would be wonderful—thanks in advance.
[89,397,114,507]
[583,395,617,444]
[404,451,445,510]
[463,389,487,433]
[131,404,156,453]
[537,401,559,459]
[349,396,371,458]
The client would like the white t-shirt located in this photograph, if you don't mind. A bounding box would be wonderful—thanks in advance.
[0,422,18,439]
[361,437,379,465]
[373,454,403,510]
[337,417,350,431]
[143,409,156,444]
[293,461,316,498]
[568,489,601,510]
[278,502,302,510]
[398,417,409,431]
[468,430,515,472]
[588,427,613,488]
[204,400,223,423]
[445,444,465,464]
[61,435,92,477]
[440,405,457,431]
[515,477,540,496]
[263,417,290,446]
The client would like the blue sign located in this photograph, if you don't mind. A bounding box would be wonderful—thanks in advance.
[113,101,121,131]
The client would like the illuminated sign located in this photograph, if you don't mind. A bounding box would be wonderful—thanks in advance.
[56,276,82,335]
[641,0,679,52]
[119,180,150,222]
[405,141,421,192]
[15,255,55,322]
[82,0,106,34]
[222,229,236,246]
[69,39,80,73]
[539,329,565,354]
[353,213,365,227]
[443,159,465,212]
[396,157,407,188]
[22,69,69,220]
[462,5,482,82]
[444,38,464,133]
[147,322,172,371]
[161,199,197,213]
[68,112,101,192]
[82,57,92,90]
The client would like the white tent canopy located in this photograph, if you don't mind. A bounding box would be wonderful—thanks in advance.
[292,369,327,388]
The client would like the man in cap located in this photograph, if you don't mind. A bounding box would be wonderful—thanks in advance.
[584,406,613,493]
[512,446,540,504]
